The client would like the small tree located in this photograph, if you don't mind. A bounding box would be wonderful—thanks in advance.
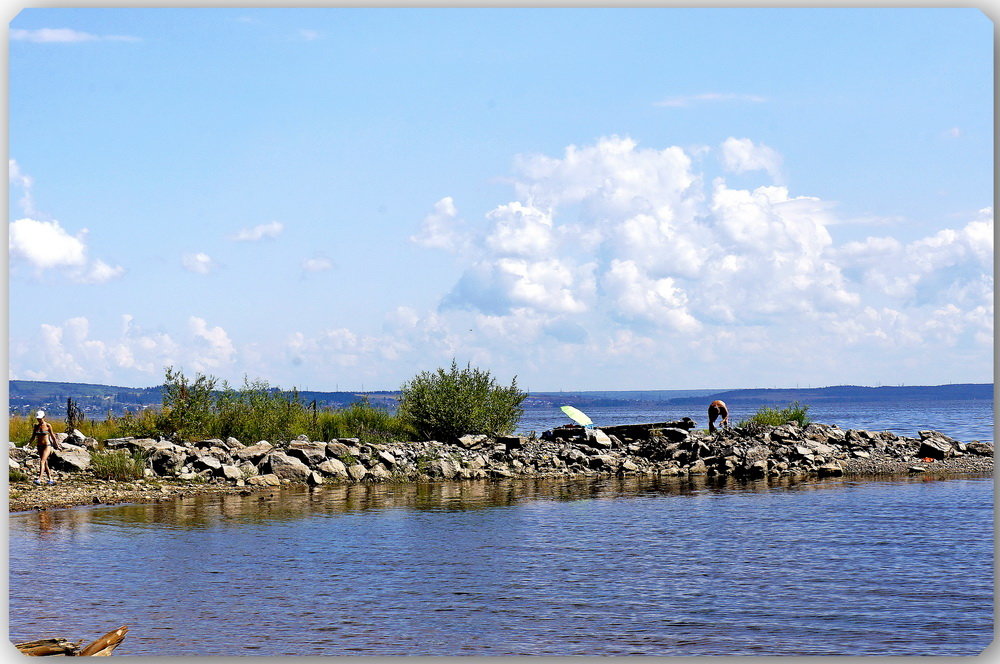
[398,360,527,441]
[161,366,218,440]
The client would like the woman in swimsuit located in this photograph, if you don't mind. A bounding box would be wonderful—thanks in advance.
[30,410,57,485]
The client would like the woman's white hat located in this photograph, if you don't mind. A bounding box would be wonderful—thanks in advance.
[35,410,45,419]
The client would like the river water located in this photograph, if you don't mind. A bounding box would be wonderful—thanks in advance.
[8,398,995,656]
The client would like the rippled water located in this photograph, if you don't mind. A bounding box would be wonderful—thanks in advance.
[9,474,993,656]
[518,398,995,442]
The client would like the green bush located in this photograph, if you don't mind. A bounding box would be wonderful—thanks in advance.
[314,399,415,444]
[397,360,527,441]
[9,468,29,483]
[91,449,147,481]
[739,401,811,428]
[161,366,218,439]
[215,377,309,444]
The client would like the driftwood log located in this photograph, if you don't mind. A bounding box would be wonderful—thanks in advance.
[15,625,128,656]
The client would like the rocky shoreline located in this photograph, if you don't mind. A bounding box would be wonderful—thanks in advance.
[9,420,993,513]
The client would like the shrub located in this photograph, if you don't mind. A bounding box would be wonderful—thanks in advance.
[215,377,309,443]
[90,449,147,481]
[314,399,415,444]
[9,468,29,483]
[739,401,811,428]
[160,366,218,439]
[397,360,527,441]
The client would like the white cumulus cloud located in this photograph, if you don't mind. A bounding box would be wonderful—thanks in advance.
[181,252,215,274]
[720,137,783,179]
[231,221,284,241]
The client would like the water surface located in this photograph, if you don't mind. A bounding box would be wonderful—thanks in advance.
[9,474,993,656]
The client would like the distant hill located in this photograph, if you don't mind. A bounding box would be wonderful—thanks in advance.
[663,383,994,406]
[8,380,395,418]
[9,380,992,418]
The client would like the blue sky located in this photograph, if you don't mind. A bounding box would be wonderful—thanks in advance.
[8,8,993,391]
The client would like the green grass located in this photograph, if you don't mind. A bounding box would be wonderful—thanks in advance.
[9,468,29,483]
[8,410,161,446]
[90,449,148,481]
[314,400,415,445]
[738,402,811,428]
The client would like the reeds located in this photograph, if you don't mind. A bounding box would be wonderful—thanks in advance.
[739,401,811,428]
[90,449,147,481]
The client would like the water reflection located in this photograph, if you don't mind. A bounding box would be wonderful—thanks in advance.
[8,474,992,656]
[14,472,990,535]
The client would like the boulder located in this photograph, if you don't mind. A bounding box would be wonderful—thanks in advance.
[225,437,244,450]
[426,459,458,479]
[377,450,396,467]
[192,454,223,472]
[367,465,392,481]
[247,473,281,487]
[317,458,349,478]
[457,434,489,449]
[234,441,273,463]
[588,454,617,470]
[966,441,994,457]
[220,464,243,481]
[287,441,327,466]
[816,462,844,477]
[48,448,91,472]
[307,471,324,486]
[325,441,353,458]
[586,429,613,448]
[262,452,312,482]
[148,446,187,475]
[619,459,640,473]
[346,464,368,481]
[918,438,953,460]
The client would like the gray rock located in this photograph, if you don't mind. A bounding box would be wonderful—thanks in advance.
[9,458,19,469]
[263,452,312,482]
[966,441,994,456]
[192,454,223,472]
[489,467,514,478]
[908,465,928,473]
[457,434,489,449]
[247,473,281,486]
[346,464,368,481]
[377,450,397,467]
[587,429,613,448]
[816,462,844,477]
[620,459,640,473]
[317,458,349,477]
[287,441,327,466]
[148,446,187,475]
[588,454,617,470]
[918,438,953,460]
[220,464,243,481]
[426,459,458,479]
[307,470,324,486]
[325,441,352,458]
[48,448,91,472]
[368,465,392,481]
[234,441,273,463]
[295,434,310,442]
[851,450,871,459]
[226,437,244,450]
